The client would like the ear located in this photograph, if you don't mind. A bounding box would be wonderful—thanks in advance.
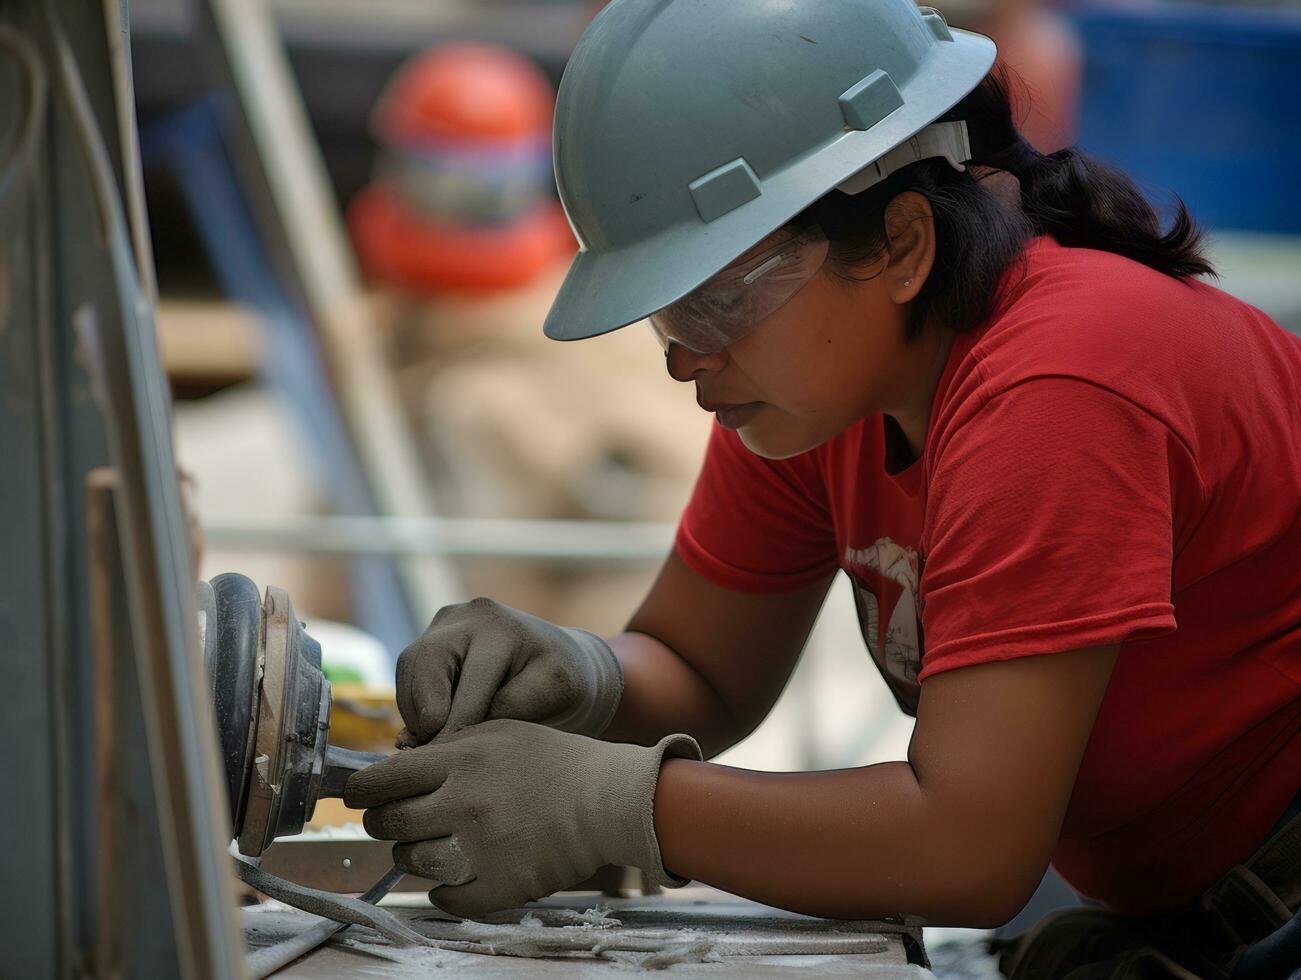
[883,191,936,305]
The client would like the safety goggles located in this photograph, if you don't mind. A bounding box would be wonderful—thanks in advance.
[648,227,829,355]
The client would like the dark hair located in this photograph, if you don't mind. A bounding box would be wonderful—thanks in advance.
[792,67,1215,340]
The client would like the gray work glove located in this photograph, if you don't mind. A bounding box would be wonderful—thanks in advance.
[394,598,624,747]
[346,719,701,919]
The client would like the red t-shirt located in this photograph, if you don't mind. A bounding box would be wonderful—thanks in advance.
[676,237,1301,915]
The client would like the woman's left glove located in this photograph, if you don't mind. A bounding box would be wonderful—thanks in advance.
[345,719,701,919]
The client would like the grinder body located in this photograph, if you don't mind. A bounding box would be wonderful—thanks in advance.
[198,573,383,855]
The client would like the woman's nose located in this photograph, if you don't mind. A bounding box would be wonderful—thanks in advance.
[665,342,726,382]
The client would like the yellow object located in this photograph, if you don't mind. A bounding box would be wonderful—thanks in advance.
[329,684,402,753]
[306,796,366,831]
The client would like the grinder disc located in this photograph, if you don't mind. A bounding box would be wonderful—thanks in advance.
[203,573,263,834]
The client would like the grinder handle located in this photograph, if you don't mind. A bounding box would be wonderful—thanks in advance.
[318,745,386,800]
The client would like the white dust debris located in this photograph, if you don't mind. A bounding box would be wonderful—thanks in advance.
[280,822,370,841]
[569,905,621,929]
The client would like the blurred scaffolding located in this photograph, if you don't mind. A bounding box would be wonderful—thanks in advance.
[136,0,1301,779]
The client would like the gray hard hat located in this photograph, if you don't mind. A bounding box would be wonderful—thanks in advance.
[544,0,996,342]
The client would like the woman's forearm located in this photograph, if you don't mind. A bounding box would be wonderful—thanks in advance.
[652,756,1030,926]
[602,631,745,755]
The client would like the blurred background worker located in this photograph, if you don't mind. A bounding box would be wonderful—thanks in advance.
[345,1,1301,978]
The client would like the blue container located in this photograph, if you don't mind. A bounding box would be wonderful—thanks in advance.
[1071,3,1301,233]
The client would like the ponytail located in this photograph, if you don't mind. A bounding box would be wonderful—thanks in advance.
[958,67,1215,280]
[1014,147,1214,280]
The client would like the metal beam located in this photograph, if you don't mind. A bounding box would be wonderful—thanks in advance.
[0,4,245,974]
[190,0,462,625]
[47,98,246,980]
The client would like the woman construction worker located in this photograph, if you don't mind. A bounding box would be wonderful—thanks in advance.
[346,1,1301,976]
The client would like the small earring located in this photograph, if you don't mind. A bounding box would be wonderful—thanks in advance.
[904,279,912,287]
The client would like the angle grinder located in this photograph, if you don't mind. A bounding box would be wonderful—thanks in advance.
[197,573,385,856]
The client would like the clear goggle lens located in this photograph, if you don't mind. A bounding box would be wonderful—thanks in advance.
[648,227,829,355]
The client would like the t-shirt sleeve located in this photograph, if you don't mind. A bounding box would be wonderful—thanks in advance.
[919,378,1186,680]
[676,423,839,593]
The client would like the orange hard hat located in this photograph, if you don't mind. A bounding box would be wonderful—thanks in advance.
[375,43,555,146]
[349,185,573,294]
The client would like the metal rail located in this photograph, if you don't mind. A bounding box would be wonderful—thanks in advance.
[205,515,676,562]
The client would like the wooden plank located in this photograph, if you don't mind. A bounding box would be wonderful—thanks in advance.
[156,300,260,382]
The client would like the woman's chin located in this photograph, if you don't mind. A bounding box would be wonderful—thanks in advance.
[737,423,824,461]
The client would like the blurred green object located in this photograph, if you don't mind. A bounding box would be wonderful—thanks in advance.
[310,618,394,687]
[323,665,365,684]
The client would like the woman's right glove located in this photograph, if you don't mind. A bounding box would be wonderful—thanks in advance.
[348,720,701,918]
[395,597,624,747]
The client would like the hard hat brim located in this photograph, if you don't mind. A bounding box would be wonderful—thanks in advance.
[544,29,996,343]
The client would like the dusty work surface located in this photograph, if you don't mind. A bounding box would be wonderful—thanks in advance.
[244,886,934,977]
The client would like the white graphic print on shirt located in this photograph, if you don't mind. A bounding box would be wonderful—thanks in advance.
[844,537,924,715]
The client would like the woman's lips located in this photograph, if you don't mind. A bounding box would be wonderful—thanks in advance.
[697,391,764,430]
[703,401,763,430]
